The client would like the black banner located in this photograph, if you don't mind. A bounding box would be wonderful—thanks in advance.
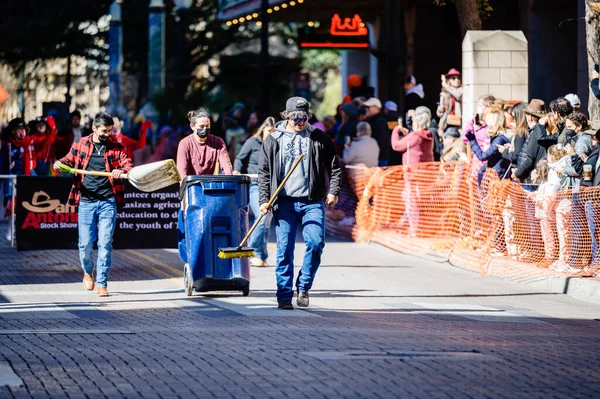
[16,176,179,251]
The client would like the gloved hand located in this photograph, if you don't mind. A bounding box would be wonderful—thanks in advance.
[465,130,476,142]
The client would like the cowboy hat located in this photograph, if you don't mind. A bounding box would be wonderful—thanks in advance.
[445,68,461,78]
[524,99,546,118]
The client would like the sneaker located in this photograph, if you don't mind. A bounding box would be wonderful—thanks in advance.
[278,301,294,310]
[297,292,309,308]
[250,258,268,267]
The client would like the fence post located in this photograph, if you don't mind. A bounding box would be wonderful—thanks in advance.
[11,177,16,249]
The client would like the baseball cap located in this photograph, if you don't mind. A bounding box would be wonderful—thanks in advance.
[363,97,382,109]
[285,96,310,113]
[564,93,581,108]
[383,101,398,112]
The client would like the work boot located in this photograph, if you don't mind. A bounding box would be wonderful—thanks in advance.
[97,286,109,297]
[277,301,294,310]
[297,292,309,308]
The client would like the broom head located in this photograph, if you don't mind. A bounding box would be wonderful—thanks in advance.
[218,247,255,259]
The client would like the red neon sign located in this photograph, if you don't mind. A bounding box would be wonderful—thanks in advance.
[300,42,369,49]
[330,14,368,36]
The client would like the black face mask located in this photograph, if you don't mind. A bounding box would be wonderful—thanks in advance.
[196,127,209,138]
[97,135,109,143]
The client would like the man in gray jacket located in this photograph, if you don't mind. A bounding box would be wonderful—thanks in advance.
[258,97,341,309]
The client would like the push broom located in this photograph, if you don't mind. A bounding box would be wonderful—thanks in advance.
[218,154,305,260]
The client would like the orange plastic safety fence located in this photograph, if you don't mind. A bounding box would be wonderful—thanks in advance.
[326,161,600,278]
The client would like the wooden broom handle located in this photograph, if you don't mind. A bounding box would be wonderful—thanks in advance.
[238,154,304,247]
[69,168,128,178]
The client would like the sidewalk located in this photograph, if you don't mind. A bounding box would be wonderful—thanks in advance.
[372,230,600,305]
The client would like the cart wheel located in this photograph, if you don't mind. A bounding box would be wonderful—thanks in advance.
[242,287,249,297]
[184,264,193,296]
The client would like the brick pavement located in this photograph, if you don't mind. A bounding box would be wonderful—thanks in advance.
[0,237,600,398]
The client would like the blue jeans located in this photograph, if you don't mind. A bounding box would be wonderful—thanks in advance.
[78,197,117,287]
[570,193,588,266]
[249,184,271,261]
[274,198,325,303]
[585,200,600,266]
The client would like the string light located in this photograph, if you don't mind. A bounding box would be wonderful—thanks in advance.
[227,0,307,27]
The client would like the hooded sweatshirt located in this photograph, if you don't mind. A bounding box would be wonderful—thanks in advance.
[273,120,310,198]
[391,127,434,165]
[404,84,425,115]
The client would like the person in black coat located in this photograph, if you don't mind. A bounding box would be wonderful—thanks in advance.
[512,100,548,182]
[403,75,425,117]
[336,102,360,154]
[233,117,276,267]
[364,97,391,166]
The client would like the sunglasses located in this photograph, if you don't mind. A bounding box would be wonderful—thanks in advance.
[291,115,308,124]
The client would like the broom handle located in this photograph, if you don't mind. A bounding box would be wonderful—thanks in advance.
[238,154,304,247]
[68,168,129,179]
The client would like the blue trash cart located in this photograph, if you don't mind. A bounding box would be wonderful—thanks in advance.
[178,175,251,296]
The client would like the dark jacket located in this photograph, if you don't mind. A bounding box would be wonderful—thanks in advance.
[537,119,575,149]
[234,136,262,175]
[368,112,391,163]
[571,148,600,187]
[502,133,527,164]
[514,124,547,181]
[336,117,359,150]
[258,125,341,209]
[467,132,511,179]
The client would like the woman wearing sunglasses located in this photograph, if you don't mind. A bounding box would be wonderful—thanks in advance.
[258,97,341,310]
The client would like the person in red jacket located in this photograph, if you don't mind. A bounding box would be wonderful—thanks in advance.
[23,116,58,176]
[111,116,150,159]
[391,111,434,165]
[391,109,434,235]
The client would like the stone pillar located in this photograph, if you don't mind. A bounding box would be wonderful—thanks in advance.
[462,31,528,124]
[148,0,166,99]
[108,1,123,111]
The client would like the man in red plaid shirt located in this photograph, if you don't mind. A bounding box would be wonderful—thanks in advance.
[53,112,133,297]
